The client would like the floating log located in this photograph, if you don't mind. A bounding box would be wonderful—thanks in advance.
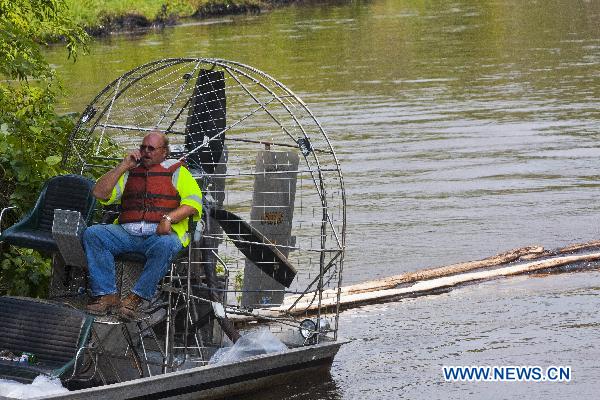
[520,240,600,260]
[279,251,600,315]
[283,245,544,306]
[559,240,600,253]
[229,243,600,322]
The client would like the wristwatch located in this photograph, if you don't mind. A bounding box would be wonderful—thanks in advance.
[162,214,173,223]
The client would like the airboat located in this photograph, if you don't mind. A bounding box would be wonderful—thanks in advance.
[0,58,347,399]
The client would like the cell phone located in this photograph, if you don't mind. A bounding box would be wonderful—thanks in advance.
[129,153,141,166]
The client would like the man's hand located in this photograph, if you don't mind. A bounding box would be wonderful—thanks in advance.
[122,149,142,170]
[155,206,197,235]
[156,217,172,235]
[92,150,140,200]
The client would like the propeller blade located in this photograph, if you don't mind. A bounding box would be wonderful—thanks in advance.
[184,69,226,174]
[209,208,297,287]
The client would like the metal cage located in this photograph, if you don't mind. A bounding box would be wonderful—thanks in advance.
[62,58,346,351]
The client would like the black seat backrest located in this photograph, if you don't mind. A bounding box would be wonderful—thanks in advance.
[38,175,96,231]
[0,296,93,369]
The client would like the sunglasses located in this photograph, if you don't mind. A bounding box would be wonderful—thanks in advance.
[139,145,164,152]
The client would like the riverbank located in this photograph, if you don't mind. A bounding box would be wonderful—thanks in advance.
[66,0,299,36]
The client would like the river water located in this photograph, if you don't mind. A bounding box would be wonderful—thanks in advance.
[44,0,600,398]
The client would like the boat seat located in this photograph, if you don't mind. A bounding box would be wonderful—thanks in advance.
[0,175,96,254]
[2,228,56,253]
[0,296,94,383]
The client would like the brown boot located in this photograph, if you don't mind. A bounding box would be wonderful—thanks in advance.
[86,294,120,316]
[117,293,144,321]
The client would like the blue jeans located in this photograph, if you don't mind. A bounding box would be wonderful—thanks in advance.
[83,224,183,299]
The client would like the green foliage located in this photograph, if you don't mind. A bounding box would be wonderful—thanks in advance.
[0,87,76,208]
[66,0,200,26]
[0,247,51,297]
[0,0,88,80]
[64,0,257,28]
[0,0,88,297]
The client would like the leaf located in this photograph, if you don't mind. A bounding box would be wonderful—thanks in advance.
[45,155,62,165]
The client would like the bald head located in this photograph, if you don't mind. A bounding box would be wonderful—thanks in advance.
[145,130,169,149]
[140,130,169,166]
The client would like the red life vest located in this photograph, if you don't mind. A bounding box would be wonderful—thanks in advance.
[119,161,182,224]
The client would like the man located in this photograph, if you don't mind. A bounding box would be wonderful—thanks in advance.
[83,131,202,320]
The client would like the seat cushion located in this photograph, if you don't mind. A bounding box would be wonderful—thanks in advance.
[1,227,57,253]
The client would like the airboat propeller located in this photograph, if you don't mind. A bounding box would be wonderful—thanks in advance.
[174,66,296,286]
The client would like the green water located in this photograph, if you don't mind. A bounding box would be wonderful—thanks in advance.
[46,0,600,280]
[45,0,600,398]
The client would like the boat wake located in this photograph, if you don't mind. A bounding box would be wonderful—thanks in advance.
[0,375,68,399]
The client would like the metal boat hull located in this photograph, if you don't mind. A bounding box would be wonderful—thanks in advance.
[39,341,345,400]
